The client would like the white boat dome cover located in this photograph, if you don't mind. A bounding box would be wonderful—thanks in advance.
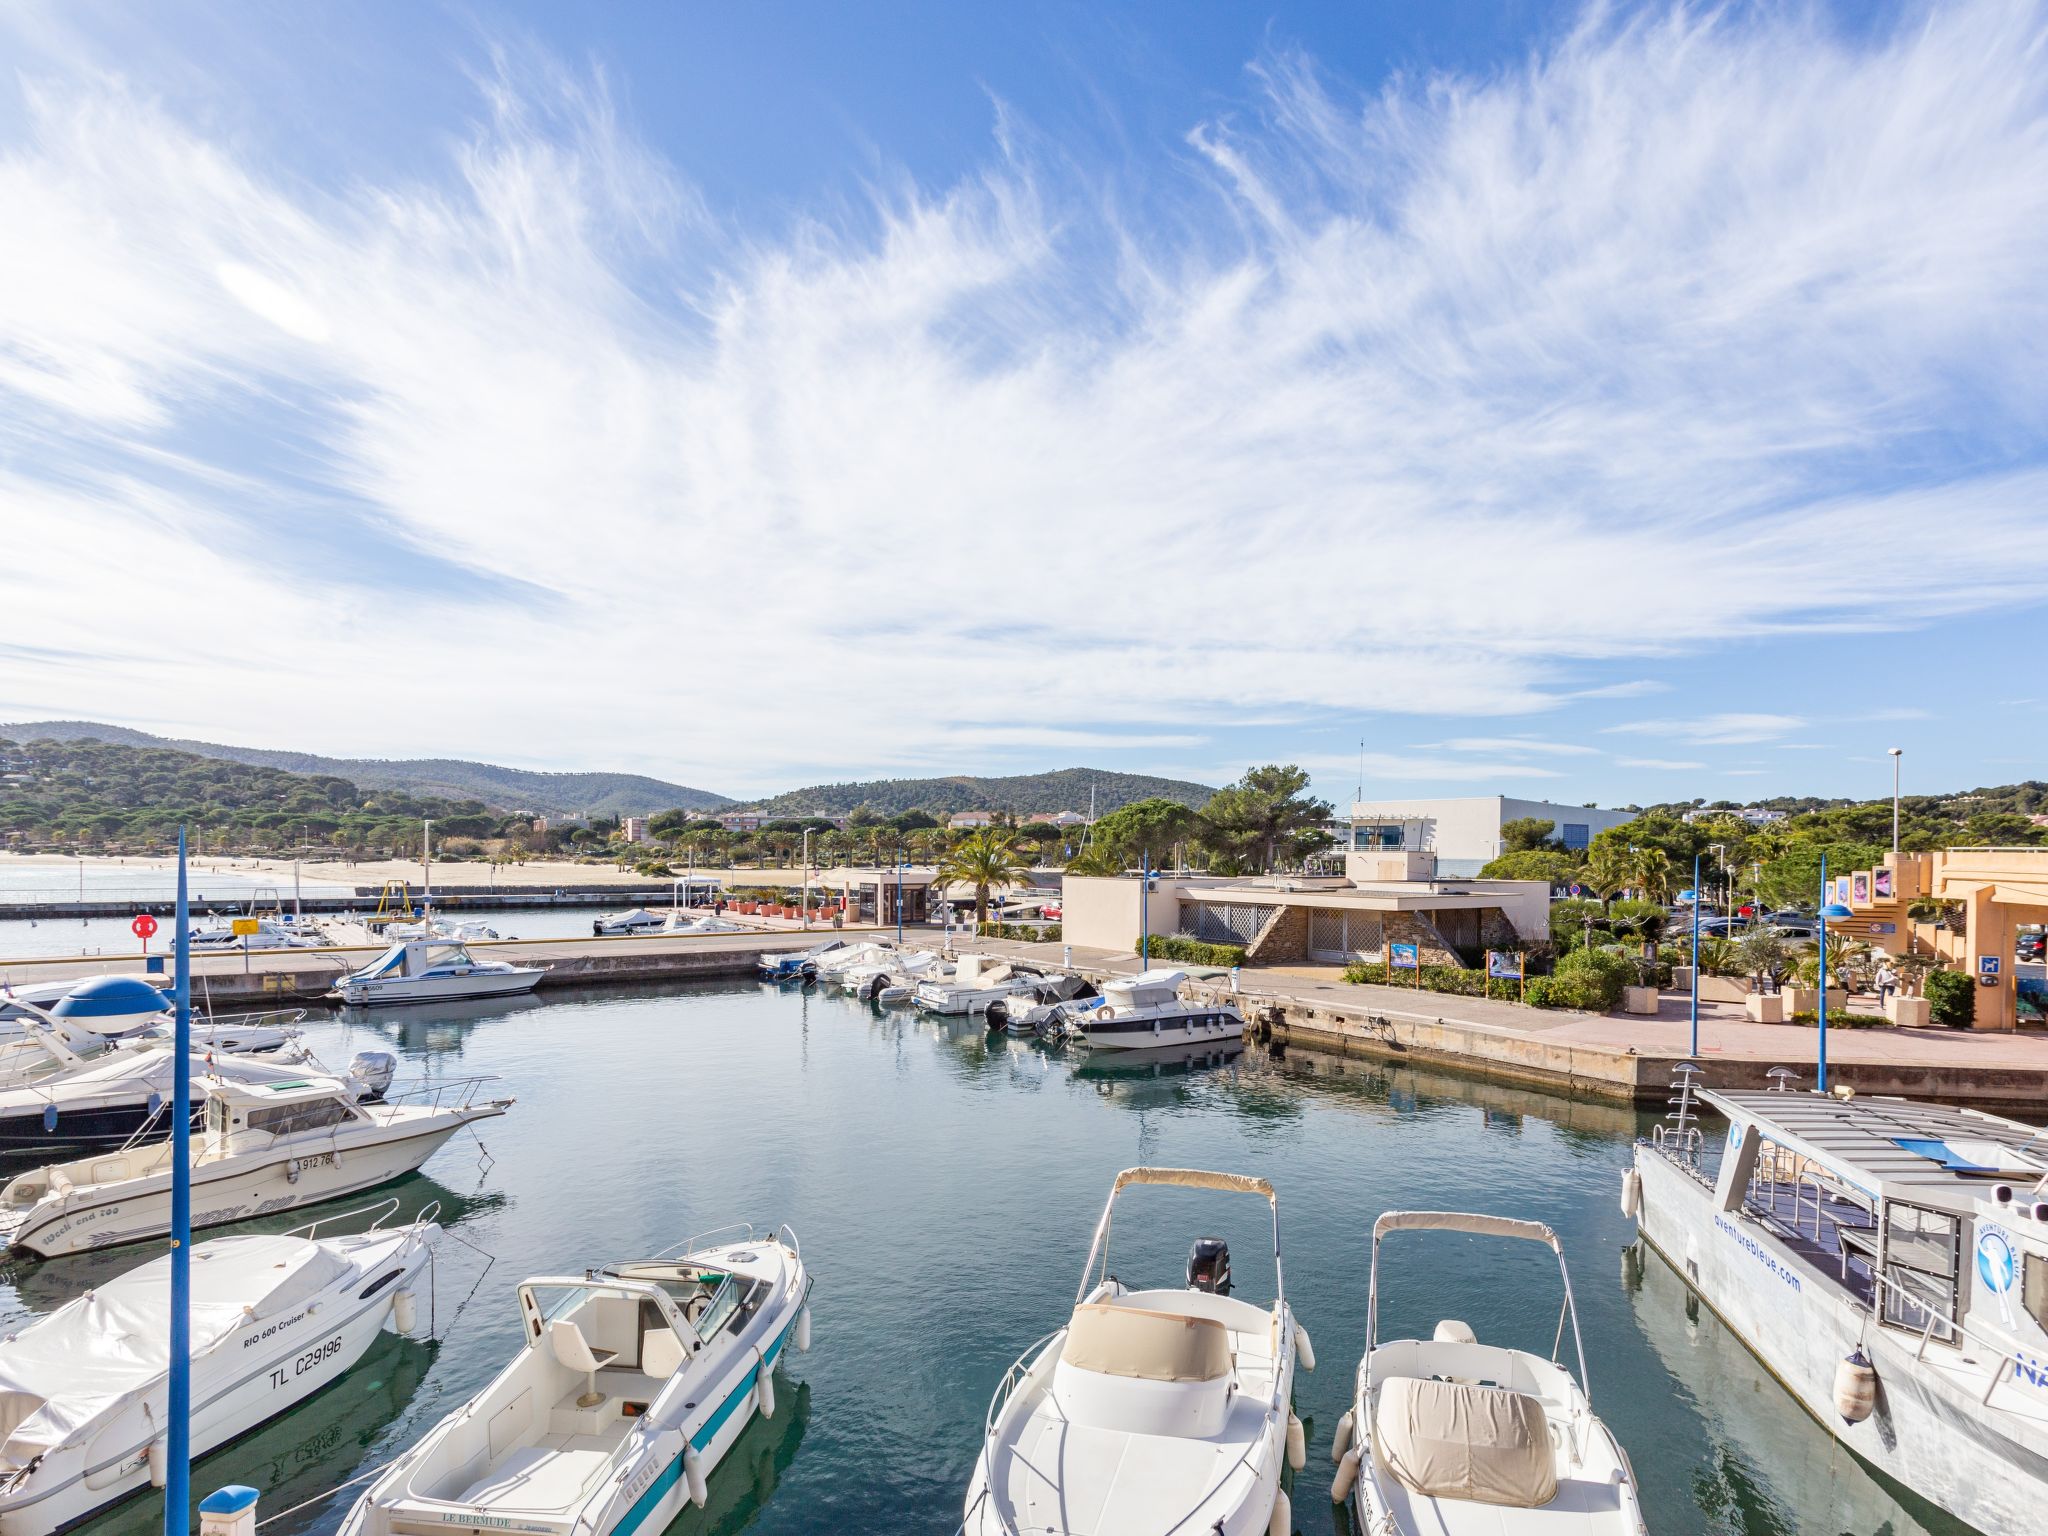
[1375,1375,1557,1509]
[0,1235,349,1458]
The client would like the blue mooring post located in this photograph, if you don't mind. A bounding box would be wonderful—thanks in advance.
[1140,850,1150,967]
[1690,852,1701,1058]
[1817,852,1831,1095]
[895,846,903,946]
[167,828,192,1536]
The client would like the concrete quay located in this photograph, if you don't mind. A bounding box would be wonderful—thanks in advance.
[967,937,2048,1109]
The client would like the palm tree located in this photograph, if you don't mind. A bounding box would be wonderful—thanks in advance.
[935,829,1026,925]
[1628,846,1674,905]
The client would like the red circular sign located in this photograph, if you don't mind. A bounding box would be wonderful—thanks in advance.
[131,914,159,939]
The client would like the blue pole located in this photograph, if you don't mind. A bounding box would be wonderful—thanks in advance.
[1690,852,1700,1058]
[166,828,191,1536]
[1140,850,1150,967]
[895,846,903,946]
[1817,851,1829,1095]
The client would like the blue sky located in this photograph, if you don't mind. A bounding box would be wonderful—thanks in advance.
[1,0,2043,807]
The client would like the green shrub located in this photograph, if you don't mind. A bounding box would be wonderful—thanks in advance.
[1040,923,1062,941]
[1789,1010,1888,1029]
[1550,947,1633,1011]
[1924,969,1976,1029]
[1145,935,1247,968]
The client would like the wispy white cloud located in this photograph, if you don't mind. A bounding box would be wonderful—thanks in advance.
[3,3,2047,788]
[1604,713,1805,745]
[1616,757,1705,770]
[1428,737,1600,757]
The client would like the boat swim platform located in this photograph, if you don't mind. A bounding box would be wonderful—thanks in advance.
[965,937,2048,1110]
[0,927,891,1003]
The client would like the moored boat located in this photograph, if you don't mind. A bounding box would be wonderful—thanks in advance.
[331,940,543,1007]
[339,1224,812,1536]
[1066,969,1243,1050]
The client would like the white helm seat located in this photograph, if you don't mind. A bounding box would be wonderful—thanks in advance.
[548,1318,617,1408]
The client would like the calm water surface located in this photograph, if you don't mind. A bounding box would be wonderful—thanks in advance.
[4,981,1966,1536]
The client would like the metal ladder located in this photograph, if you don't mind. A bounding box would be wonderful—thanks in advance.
[1653,1062,1705,1166]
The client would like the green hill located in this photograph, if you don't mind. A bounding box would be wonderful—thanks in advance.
[2,722,730,818]
[736,768,1215,819]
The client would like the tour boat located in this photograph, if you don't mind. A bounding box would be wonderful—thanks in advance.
[0,1046,394,1155]
[756,938,845,980]
[1066,970,1244,1050]
[963,1167,1310,1536]
[1629,1079,2048,1535]
[0,1208,438,1536]
[331,940,544,1007]
[338,1225,812,1536]
[0,1073,509,1258]
[1336,1210,1647,1532]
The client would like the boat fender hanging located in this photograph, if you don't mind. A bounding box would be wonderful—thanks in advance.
[285,1159,301,1185]
[393,1289,418,1337]
[146,1438,166,1489]
[1330,1408,1355,1463]
[1834,1349,1877,1423]
[41,1104,56,1134]
[1330,1446,1361,1503]
[794,1306,812,1353]
[754,1347,775,1419]
[683,1444,708,1508]
[1294,1323,1316,1372]
[1621,1167,1642,1218]
[1267,1485,1290,1536]
[1285,1411,1306,1471]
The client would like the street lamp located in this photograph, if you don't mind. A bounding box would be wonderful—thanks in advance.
[1816,851,1854,1095]
[1888,748,1903,853]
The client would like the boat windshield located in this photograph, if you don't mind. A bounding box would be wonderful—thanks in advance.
[418,944,475,972]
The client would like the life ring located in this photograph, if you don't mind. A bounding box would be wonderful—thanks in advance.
[1097,1005,1113,1021]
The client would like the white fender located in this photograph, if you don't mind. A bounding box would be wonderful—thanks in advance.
[683,1443,708,1508]
[392,1289,418,1337]
[1330,1407,1355,1463]
[1834,1350,1877,1423]
[1294,1323,1315,1372]
[1620,1166,1642,1218]
[1285,1411,1306,1471]
[146,1437,166,1489]
[754,1347,776,1419]
[794,1305,812,1353]
[1267,1485,1291,1536]
[285,1159,301,1185]
[1331,1446,1361,1503]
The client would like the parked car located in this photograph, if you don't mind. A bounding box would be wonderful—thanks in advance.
[2019,931,2046,962]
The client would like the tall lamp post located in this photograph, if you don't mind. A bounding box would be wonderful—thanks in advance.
[1816,851,1853,1094]
[1888,748,1904,853]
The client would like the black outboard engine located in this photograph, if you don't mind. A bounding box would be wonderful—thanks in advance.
[1187,1237,1232,1295]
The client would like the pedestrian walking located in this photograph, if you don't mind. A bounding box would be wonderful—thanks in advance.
[1876,960,1899,1010]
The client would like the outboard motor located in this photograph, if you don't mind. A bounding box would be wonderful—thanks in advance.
[347,1050,398,1102]
[1187,1237,1232,1296]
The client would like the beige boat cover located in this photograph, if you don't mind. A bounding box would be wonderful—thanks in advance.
[1061,1302,1230,1383]
[1111,1167,1275,1201]
[1373,1210,1561,1251]
[1376,1376,1558,1509]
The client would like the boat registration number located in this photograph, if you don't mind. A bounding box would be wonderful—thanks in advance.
[270,1334,344,1388]
[296,1152,338,1171]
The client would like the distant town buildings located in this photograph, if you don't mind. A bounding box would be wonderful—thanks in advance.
[620,816,649,843]
[1681,807,1788,826]
[949,810,998,829]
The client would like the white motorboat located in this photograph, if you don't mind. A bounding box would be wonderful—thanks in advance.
[912,955,1049,1016]
[964,1167,1310,1536]
[0,1073,509,1258]
[331,940,544,1007]
[0,1044,393,1156]
[1066,969,1244,1050]
[1336,1210,1647,1532]
[592,908,666,937]
[339,1225,812,1536]
[383,915,501,941]
[812,942,894,984]
[0,1207,438,1536]
[844,951,946,1001]
[1630,1080,2048,1535]
[757,939,845,981]
[188,916,325,950]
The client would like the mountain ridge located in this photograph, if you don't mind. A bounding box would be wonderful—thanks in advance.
[734,768,1215,818]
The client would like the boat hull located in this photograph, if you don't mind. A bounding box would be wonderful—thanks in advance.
[0,1101,200,1158]
[1076,1011,1244,1051]
[332,969,542,1008]
[1635,1145,2048,1536]
[0,1234,430,1536]
[1,1122,472,1258]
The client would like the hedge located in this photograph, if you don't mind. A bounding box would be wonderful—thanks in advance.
[1341,960,1531,1004]
[1143,935,1248,968]
[1924,969,1976,1029]
[1789,1010,1889,1029]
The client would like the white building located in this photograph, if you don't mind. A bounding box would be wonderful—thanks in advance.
[949,810,998,829]
[1346,796,1635,879]
[620,816,650,844]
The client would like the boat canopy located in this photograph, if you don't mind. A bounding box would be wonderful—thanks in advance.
[1372,1210,1563,1252]
[0,1236,348,1458]
[1112,1166,1274,1201]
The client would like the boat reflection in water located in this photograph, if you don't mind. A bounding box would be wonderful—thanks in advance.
[69,1329,436,1536]
[338,986,555,1055]
[1620,1239,1969,1536]
[667,1379,812,1536]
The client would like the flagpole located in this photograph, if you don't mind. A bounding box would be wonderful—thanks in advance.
[167,827,192,1535]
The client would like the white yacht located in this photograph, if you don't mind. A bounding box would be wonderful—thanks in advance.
[912,955,1048,1016]
[1066,969,1244,1050]
[0,1210,437,1536]
[1630,1079,2048,1536]
[383,915,501,941]
[332,940,544,1007]
[964,1167,1310,1536]
[0,1008,300,1093]
[339,1225,812,1536]
[0,1074,510,1258]
[188,916,325,950]
[1337,1210,1647,1532]
[0,1044,393,1155]
[592,908,666,937]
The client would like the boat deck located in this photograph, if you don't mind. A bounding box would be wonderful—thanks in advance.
[1741,1175,1878,1307]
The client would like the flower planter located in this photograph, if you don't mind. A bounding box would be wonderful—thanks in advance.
[1623,985,1660,1016]
[1885,994,1932,1027]
[1745,993,1787,1024]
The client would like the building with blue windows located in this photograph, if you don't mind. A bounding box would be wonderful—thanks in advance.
[1347,796,1635,878]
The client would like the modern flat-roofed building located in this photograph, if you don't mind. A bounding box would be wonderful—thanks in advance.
[1347,796,1635,878]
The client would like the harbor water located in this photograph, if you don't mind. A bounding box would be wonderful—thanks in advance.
[8,980,1968,1536]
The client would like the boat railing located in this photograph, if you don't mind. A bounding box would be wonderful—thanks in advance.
[1866,1265,2029,1407]
[962,1328,1065,1535]
[651,1221,762,1260]
[373,1075,505,1114]
[196,1006,310,1033]
[287,1194,402,1240]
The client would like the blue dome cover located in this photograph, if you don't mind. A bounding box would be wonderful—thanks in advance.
[49,975,169,1021]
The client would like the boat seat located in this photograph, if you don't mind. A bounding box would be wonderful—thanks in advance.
[640,1327,685,1381]
[548,1320,616,1409]
[1060,1302,1230,1383]
[1376,1375,1558,1509]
